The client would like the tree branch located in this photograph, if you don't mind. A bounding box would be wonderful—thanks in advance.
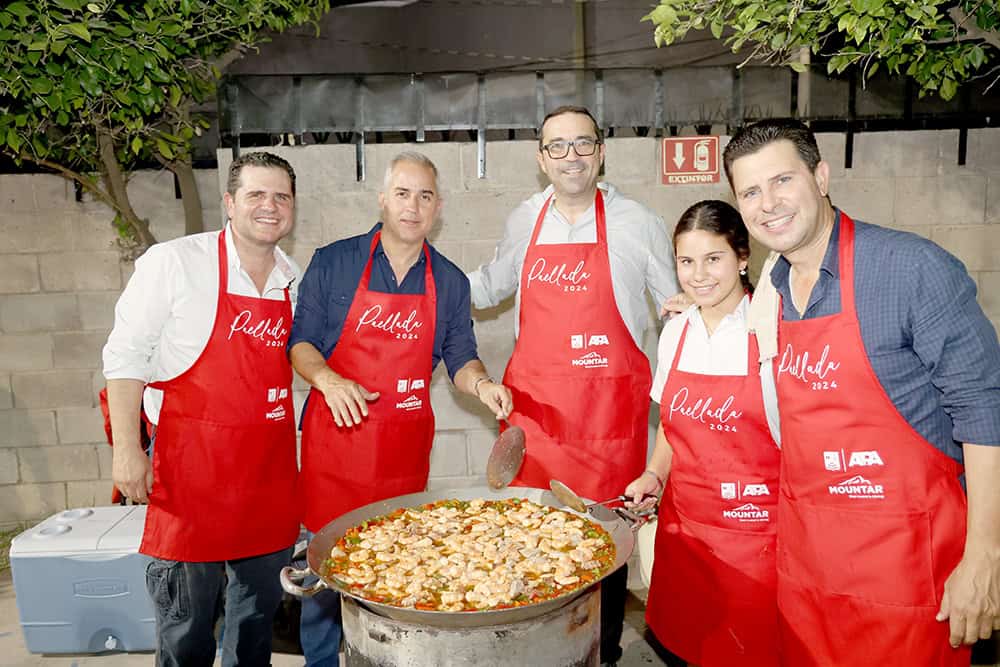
[949,6,1000,50]
[96,124,157,248]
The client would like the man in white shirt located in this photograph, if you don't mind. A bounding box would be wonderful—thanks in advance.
[467,105,677,666]
[103,152,301,667]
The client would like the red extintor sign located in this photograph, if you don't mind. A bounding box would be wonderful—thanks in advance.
[661,136,721,185]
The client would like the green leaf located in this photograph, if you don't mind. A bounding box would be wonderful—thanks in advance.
[6,128,21,153]
[940,77,957,100]
[30,78,53,94]
[710,20,723,39]
[789,61,808,73]
[4,3,32,20]
[131,136,143,154]
[61,22,92,41]
[87,3,102,13]
[155,137,174,159]
[27,39,48,51]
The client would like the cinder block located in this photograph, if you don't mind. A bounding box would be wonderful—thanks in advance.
[966,128,1000,172]
[365,143,463,196]
[644,184,732,231]
[0,334,53,371]
[604,138,658,186]
[987,174,1000,225]
[0,254,40,294]
[11,370,95,408]
[1,374,12,409]
[435,190,536,242]
[850,130,962,178]
[815,133,847,177]
[67,480,116,508]
[56,406,107,445]
[462,239,500,273]
[932,225,1000,272]
[425,476,481,492]
[430,381,497,431]
[19,444,100,483]
[70,210,119,252]
[0,294,80,333]
[895,175,987,226]
[829,179,895,227]
[0,410,59,447]
[39,251,121,292]
[0,482,65,523]
[96,445,114,479]
[318,193,381,245]
[976,272,1000,316]
[429,431,469,477]
[460,141,550,192]
[78,292,120,330]
[467,429,496,476]
[31,174,75,208]
[0,213,74,253]
[0,449,18,483]
[218,144,363,202]
[52,332,107,369]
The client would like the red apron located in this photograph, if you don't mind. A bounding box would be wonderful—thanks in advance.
[504,191,651,501]
[300,232,436,532]
[775,213,970,666]
[142,230,299,561]
[647,320,780,665]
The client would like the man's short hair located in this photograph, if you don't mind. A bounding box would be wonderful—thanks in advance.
[538,105,604,150]
[722,119,822,187]
[382,151,440,193]
[226,152,296,196]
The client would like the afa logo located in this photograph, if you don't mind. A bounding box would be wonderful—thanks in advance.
[742,483,770,497]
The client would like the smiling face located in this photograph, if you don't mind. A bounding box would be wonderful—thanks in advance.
[378,159,442,250]
[730,139,832,263]
[536,112,605,200]
[223,165,295,249]
[675,228,748,314]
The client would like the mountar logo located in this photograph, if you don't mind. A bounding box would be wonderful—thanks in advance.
[265,405,286,421]
[828,475,885,499]
[572,351,608,368]
[722,503,770,523]
[395,395,423,411]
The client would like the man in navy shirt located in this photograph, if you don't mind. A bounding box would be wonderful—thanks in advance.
[727,119,1000,666]
[289,151,512,667]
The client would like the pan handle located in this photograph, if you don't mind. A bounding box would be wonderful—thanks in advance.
[279,565,328,598]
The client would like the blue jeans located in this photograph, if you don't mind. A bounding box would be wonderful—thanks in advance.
[145,546,293,667]
[299,531,342,667]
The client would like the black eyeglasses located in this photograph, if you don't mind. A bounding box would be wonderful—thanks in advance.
[541,137,602,159]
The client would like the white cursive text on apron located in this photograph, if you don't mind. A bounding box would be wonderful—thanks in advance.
[356,305,423,335]
[778,343,841,383]
[228,311,287,347]
[668,387,742,424]
[525,258,591,289]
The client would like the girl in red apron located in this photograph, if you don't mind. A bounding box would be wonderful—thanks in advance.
[626,200,781,666]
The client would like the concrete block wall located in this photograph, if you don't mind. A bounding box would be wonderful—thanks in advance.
[1,129,997,526]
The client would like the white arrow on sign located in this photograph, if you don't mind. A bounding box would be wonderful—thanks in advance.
[672,142,685,168]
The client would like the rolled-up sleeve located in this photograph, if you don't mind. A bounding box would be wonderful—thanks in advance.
[102,244,175,381]
[910,243,1000,446]
[288,247,331,353]
[440,272,479,380]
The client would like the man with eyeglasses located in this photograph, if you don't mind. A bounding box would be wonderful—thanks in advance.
[467,105,677,666]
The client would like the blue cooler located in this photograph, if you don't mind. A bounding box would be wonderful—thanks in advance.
[9,505,155,653]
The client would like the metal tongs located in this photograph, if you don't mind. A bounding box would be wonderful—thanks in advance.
[485,417,526,490]
[548,479,658,521]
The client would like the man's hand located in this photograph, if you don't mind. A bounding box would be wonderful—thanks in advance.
[476,380,513,420]
[660,292,691,318]
[318,376,380,428]
[937,549,1000,647]
[113,442,153,503]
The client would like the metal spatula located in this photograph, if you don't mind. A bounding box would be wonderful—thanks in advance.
[485,418,526,490]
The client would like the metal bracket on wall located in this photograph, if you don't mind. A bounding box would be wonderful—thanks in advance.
[477,73,487,179]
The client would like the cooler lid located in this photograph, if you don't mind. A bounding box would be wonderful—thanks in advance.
[10,506,145,555]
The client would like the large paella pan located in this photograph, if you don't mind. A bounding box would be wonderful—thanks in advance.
[280,485,641,628]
